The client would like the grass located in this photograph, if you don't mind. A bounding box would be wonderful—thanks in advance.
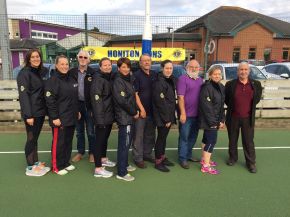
[0,129,289,217]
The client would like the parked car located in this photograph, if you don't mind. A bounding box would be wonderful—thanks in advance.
[151,64,187,78]
[89,63,118,73]
[245,59,265,70]
[207,63,268,80]
[151,64,206,78]
[12,63,55,79]
[262,63,290,79]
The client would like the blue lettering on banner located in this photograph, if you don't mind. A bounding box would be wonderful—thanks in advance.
[107,49,148,59]
[135,50,140,57]
[152,51,162,58]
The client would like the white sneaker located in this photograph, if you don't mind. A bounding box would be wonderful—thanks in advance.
[25,165,47,177]
[56,169,68,175]
[65,165,75,171]
[94,168,113,178]
[102,159,116,167]
[34,162,50,173]
[127,165,136,172]
[116,174,135,182]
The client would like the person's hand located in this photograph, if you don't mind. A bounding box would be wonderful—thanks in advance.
[78,112,81,120]
[140,109,146,119]
[179,114,186,124]
[219,122,225,129]
[134,111,139,119]
[165,122,171,128]
[53,119,61,127]
[26,118,34,126]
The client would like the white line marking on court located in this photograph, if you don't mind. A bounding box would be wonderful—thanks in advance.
[0,146,290,154]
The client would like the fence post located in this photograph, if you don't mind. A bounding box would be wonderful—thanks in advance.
[84,13,88,46]
[0,0,13,80]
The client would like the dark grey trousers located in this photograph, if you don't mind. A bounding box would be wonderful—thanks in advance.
[132,116,156,162]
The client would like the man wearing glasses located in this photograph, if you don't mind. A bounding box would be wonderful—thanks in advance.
[177,60,203,169]
[70,50,96,163]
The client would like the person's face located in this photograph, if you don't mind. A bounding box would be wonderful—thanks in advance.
[100,60,112,74]
[77,52,90,67]
[56,58,69,74]
[118,63,130,76]
[162,62,173,78]
[139,55,152,71]
[186,60,199,74]
[209,69,222,83]
[237,64,250,80]
[29,51,41,68]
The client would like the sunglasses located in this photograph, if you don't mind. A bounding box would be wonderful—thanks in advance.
[78,56,88,59]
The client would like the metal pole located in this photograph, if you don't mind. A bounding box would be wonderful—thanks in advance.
[204,27,209,73]
[172,28,174,48]
[142,0,152,55]
[84,13,88,46]
[0,0,12,80]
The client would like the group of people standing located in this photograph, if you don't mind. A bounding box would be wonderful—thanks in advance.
[17,48,262,181]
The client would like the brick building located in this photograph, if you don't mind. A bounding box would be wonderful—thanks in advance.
[107,6,290,65]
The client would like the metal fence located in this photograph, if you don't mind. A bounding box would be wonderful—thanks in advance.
[1,13,290,79]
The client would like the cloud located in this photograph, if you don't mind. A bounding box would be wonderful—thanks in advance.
[6,0,290,16]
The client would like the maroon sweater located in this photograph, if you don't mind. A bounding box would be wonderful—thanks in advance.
[232,80,254,118]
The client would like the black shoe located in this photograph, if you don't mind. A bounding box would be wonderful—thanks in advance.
[247,164,257,173]
[143,156,155,163]
[226,159,236,166]
[180,161,189,169]
[163,158,175,167]
[155,163,170,172]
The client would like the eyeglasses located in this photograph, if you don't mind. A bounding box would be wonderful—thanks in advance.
[78,56,88,59]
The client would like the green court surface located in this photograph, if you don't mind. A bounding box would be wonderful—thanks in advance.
[0,129,290,217]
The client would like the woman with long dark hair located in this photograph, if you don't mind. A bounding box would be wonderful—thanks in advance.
[17,48,50,176]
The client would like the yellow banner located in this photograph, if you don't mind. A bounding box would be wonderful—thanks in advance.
[83,47,185,61]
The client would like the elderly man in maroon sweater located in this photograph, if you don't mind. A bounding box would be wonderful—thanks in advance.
[225,62,262,173]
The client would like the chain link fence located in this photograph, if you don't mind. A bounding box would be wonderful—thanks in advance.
[1,13,290,79]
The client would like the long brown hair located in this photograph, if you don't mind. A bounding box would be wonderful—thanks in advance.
[24,48,43,69]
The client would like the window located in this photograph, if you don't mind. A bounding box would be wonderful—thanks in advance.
[264,48,271,61]
[282,48,289,60]
[278,65,290,76]
[248,47,256,59]
[232,47,240,63]
[31,30,58,40]
[264,65,279,75]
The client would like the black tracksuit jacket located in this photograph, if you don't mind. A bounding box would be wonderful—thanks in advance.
[45,70,79,127]
[112,72,138,125]
[152,73,177,127]
[17,66,48,120]
[90,70,114,126]
[69,66,95,109]
[198,80,225,129]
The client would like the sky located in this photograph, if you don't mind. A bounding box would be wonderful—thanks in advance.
[6,0,290,17]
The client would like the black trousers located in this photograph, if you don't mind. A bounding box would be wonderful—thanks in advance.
[92,124,112,167]
[51,126,75,172]
[226,117,256,166]
[155,126,170,160]
[24,116,45,166]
